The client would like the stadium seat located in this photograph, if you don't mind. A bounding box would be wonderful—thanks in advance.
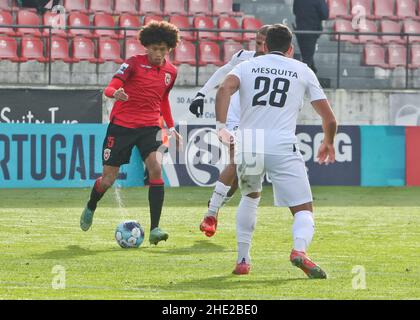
[334,19,358,43]
[114,0,138,15]
[139,0,163,15]
[0,35,19,61]
[380,20,405,44]
[222,40,243,63]
[68,12,93,38]
[363,43,389,68]
[212,0,241,16]
[358,19,381,44]
[72,36,97,63]
[350,0,374,19]
[328,0,351,19]
[199,41,222,66]
[42,11,67,38]
[387,44,407,68]
[373,0,398,20]
[169,15,194,41]
[125,37,146,58]
[119,14,142,38]
[63,0,88,13]
[0,0,11,12]
[89,0,114,14]
[48,36,72,62]
[16,10,41,37]
[0,10,16,36]
[242,17,263,41]
[193,16,218,40]
[143,15,164,25]
[188,0,210,15]
[93,13,118,39]
[20,36,46,62]
[98,38,123,64]
[403,20,420,42]
[172,39,196,65]
[396,0,420,20]
[218,16,242,41]
[163,0,187,16]
[409,44,420,68]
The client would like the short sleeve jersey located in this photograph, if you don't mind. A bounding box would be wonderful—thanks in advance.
[110,54,177,129]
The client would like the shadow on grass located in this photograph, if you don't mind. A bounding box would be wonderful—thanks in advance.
[33,245,122,260]
[144,240,227,255]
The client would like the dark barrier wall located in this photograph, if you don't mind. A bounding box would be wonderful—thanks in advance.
[0,89,102,124]
[406,127,420,186]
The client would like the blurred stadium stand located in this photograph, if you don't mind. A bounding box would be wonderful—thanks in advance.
[0,0,419,88]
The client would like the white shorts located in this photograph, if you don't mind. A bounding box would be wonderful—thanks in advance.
[235,145,313,207]
[226,122,239,132]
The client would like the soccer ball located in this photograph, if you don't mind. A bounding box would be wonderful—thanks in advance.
[115,221,145,248]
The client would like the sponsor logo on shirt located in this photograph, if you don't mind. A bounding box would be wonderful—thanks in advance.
[140,64,152,69]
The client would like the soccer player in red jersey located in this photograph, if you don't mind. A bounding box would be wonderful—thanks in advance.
[80,21,182,246]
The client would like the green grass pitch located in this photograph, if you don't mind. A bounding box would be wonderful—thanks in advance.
[0,186,419,300]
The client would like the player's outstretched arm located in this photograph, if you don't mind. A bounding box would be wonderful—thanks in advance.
[104,78,129,102]
[311,99,337,165]
[189,63,236,117]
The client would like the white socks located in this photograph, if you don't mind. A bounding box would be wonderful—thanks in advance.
[292,210,315,253]
[236,196,261,264]
[207,181,231,217]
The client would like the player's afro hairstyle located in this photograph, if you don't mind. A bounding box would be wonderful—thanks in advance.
[266,24,293,53]
[138,21,180,49]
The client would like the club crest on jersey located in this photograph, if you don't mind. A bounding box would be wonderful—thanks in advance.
[103,148,111,161]
[116,63,129,75]
[165,73,171,86]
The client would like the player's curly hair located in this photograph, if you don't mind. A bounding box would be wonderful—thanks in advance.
[138,21,180,49]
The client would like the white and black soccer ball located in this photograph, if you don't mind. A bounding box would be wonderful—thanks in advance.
[115,221,145,248]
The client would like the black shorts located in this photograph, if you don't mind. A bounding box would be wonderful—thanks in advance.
[102,123,163,167]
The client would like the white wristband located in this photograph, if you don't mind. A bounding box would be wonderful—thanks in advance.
[216,121,226,131]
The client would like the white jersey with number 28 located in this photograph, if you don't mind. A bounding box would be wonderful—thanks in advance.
[229,53,327,155]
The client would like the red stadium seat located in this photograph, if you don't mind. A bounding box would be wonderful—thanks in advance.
[218,16,242,41]
[63,0,88,13]
[42,11,67,38]
[72,36,97,63]
[222,40,243,63]
[396,0,420,20]
[212,0,240,16]
[20,36,46,62]
[350,0,374,19]
[0,36,18,61]
[328,0,351,19]
[98,38,123,64]
[125,37,146,59]
[89,0,114,14]
[188,0,210,15]
[48,36,72,62]
[163,0,186,15]
[143,15,164,25]
[242,17,263,41]
[380,20,404,44]
[409,44,420,68]
[373,0,398,20]
[16,10,41,37]
[363,43,389,68]
[403,20,420,42]
[199,41,222,66]
[139,0,163,15]
[387,44,407,68]
[68,12,93,38]
[93,13,117,39]
[172,40,196,65]
[193,16,217,40]
[0,10,16,36]
[114,0,138,15]
[333,19,358,43]
[0,0,11,12]
[358,19,381,44]
[119,14,142,38]
[169,15,194,41]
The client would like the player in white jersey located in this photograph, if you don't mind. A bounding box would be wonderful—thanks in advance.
[188,25,271,238]
[215,24,337,278]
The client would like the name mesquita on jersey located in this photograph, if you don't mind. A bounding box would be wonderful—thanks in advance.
[252,67,298,79]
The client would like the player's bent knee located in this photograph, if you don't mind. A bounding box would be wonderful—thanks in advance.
[290,202,313,215]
